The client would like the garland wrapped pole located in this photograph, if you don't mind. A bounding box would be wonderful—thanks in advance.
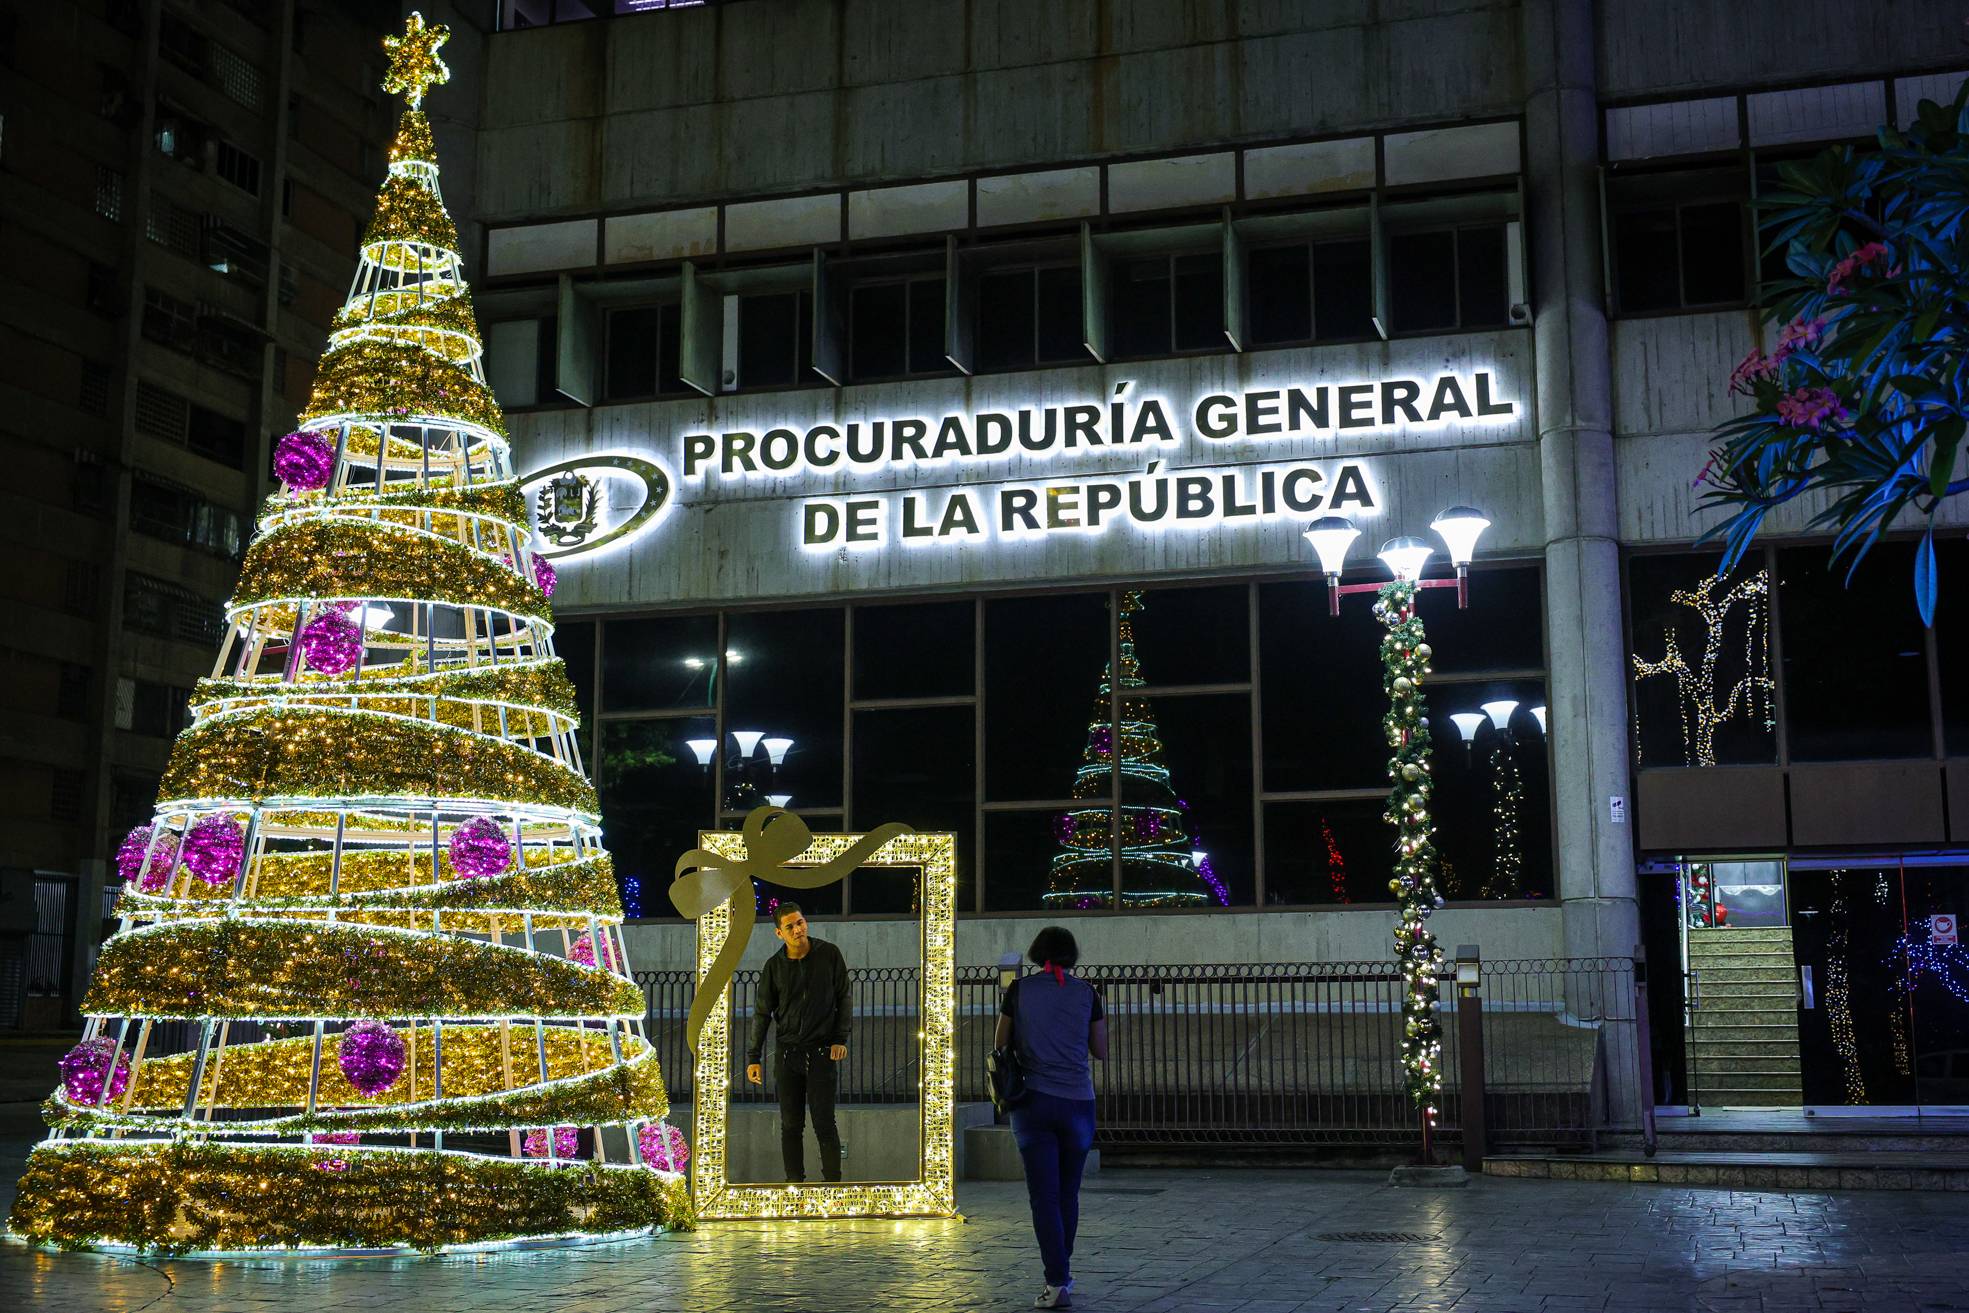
[6,14,689,1254]
[1375,580,1445,1158]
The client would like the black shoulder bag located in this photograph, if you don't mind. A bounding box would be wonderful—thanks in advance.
[987,980,1029,1114]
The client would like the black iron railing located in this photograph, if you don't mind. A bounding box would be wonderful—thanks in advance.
[637,956,1647,1152]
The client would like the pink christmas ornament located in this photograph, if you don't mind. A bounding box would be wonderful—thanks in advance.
[568,931,618,972]
[298,607,363,676]
[115,824,180,893]
[448,816,511,880]
[522,1126,579,1159]
[273,430,335,492]
[311,1130,361,1145]
[638,1122,689,1171]
[181,814,245,887]
[338,1020,407,1096]
[533,554,558,599]
[59,1037,131,1105]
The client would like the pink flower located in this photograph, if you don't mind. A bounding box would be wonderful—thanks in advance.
[1693,451,1721,489]
[1827,242,1890,293]
[1775,386,1849,430]
[1775,316,1826,354]
[1729,349,1778,395]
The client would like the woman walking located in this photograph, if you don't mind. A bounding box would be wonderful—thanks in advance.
[997,926,1108,1310]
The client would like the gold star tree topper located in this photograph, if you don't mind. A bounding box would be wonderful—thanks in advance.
[383,12,451,108]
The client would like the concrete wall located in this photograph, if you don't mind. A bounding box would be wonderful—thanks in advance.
[623,905,1566,972]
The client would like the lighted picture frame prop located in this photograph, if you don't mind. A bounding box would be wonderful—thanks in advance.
[689,829,957,1221]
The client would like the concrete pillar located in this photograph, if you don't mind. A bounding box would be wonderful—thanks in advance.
[1523,0,1641,967]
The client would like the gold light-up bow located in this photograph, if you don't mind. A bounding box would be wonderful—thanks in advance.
[670,806,910,1055]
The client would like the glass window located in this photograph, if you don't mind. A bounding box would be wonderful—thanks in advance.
[1778,543,1933,760]
[1258,579,1386,791]
[987,808,1103,912]
[1035,266,1083,362]
[598,717,716,919]
[850,281,906,379]
[555,619,596,737]
[1109,256,1171,358]
[1934,540,1969,754]
[736,290,810,389]
[1627,552,1777,768]
[1131,585,1248,686]
[1614,209,1680,313]
[1119,693,1251,906]
[724,608,845,812]
[908,277,945,374]
[1263,798,1393,905]
[1420,564,1544,674]
[1455,224,1509,327]
[1172,251,1223,351]
[1679,202,1747,305]
[606,307,657,399]
[1428,679,1554,900]
[1247,244,1313,346]
[851,706,975,913]
[1312,238,1374,340]
[976,268,1036,370]
[1390,230,1457,331]
[853,599,974,700]
[601,614,718,711]
[985,592,1111,801]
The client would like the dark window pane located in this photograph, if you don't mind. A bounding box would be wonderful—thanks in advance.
[1109,257,1171,358]
[602,614,719,711]
[555,619,597,748]
[1936,541,1969,754]
[851,706,975,913]
[1627,552,1777,767]
[725,608,845,810]
[1172,250,1223,351]
[1312,238,1374,340]
[853,599,974,699]
[986,592,1109,801]
[1778,544,1932,760]
[851,282,908,380]
[1247,244,1312,345]
[1419,564,1543,675]
[976,269,1035,370]
[908,277,946,374]
[738,292,798,388]
[1111,693,1249,907]
[1614,209,1680,312]
[1132,585,1248,686]
[605,307,657,400]
[1264,799,1393,905]
[1258,579,1385,791]
[599,717,716,919]
[986,809,1095,912]
[1456,224,1509,327]
[1679,201,1746,305]
[1035,266,1084,362]
[1429,679,1554,901]
[1390,230,1457,331]
[657,301,683,393]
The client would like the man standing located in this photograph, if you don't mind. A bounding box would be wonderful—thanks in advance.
[745,903,851,1182]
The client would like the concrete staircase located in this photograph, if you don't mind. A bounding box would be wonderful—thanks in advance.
[1687,927,1802,1107]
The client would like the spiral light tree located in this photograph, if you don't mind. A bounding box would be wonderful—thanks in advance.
[8,15,686,1254]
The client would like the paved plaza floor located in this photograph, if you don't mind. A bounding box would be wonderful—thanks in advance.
[8,1150,1969,1313]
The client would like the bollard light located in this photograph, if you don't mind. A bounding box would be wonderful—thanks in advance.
[997,951,1023,991]
[1454,945,1481,990]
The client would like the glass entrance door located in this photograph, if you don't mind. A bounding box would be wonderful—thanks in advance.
[1787,865,1915,1107]
[1898,863,1969,1109]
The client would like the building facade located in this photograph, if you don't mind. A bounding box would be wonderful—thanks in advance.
[0,0,401,1020]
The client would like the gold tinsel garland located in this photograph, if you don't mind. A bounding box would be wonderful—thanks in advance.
[333,284,479,337]
[361,175,459,255]
[230,516,544,618]
[389,108,437,165]
[83,1022,638,1112]
[306,474,524,523]
[192,658,579,725]
[301,338,506,437]
[9,1141,691,1254]
[156,706,597,814]
[84,919,646,1019]
[118,851,619,918]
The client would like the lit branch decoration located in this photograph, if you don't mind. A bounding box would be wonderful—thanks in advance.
[1632,569,1774,767]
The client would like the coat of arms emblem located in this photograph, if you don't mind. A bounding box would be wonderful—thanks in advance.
[534,472,600,547]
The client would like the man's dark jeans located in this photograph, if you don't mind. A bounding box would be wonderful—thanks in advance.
[1010,1090,1097,1287]
[775,1045,841,1182]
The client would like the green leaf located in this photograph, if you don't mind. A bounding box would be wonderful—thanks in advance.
[1929,416,1965,498]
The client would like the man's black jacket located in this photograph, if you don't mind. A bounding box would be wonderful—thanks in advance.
[746,937,851,1063]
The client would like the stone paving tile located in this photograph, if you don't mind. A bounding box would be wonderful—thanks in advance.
[7,1164,1969,1311]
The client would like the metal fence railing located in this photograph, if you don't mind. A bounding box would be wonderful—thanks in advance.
[638,955,1648,1153]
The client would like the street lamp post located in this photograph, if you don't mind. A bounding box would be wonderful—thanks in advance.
[1305,505,1490,1167]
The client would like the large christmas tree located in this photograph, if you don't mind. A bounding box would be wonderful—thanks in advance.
[8,15,686,1254]
[1046,592,1226,908]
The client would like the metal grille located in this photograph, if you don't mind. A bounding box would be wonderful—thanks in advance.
[134,383,189,443]
[146,193,198,258]
[94,166,123,221]
[208,42,262,110]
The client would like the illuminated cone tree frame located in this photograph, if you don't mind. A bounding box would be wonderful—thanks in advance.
[8,16,686,1255]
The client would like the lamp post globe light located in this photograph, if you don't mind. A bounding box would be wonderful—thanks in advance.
[1303,505,1490,1167]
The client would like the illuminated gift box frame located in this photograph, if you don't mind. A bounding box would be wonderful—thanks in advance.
[689,830,957,1221]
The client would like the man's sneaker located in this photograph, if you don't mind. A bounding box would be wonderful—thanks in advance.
[1034,1281,1073,1309]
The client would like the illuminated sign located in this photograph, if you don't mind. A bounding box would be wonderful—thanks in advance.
[519,451,672,561]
